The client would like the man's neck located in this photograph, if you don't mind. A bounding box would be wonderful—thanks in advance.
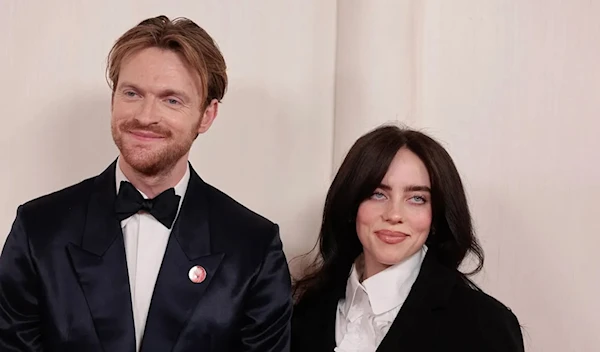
[118,157,189,198]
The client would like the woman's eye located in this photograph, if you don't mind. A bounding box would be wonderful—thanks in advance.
[409,195,427,204]
[371,192,386,200]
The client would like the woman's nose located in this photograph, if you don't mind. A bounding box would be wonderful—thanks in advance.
[383,202,404,223]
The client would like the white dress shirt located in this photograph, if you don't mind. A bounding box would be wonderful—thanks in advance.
[115,162,190,351]
[334,246,427,352]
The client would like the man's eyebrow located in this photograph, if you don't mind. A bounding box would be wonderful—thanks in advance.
[118,82,192,102]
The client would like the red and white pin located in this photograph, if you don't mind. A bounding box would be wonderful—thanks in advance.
[188,265,207,284]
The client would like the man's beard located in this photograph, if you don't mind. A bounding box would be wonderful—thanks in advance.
[111,120,196,177]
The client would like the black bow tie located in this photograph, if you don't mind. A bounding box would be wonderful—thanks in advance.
[115,181,181,229]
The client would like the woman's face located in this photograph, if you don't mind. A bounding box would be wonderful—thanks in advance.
[355,147,432,279]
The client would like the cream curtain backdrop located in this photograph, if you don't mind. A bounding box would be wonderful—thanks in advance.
[1,1,599,351]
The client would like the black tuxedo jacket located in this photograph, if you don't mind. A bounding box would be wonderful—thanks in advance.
[0,161,292,351]
[291,252,525,352]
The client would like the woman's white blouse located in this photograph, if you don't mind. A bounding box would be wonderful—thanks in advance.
[334,246,427,352]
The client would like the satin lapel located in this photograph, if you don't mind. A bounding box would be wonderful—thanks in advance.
[376,252,457,352]
[140,167,223,352]
[66,161,135,352]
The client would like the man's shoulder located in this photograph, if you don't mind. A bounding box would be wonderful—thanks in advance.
[19,176,96,217]
[7,174,99,252]
[203,182,275,231]
[199,181,283,267]
[14,175,99,243]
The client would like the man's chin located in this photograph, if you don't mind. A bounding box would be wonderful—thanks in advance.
[116,141,190,175]
[120,152,164,175]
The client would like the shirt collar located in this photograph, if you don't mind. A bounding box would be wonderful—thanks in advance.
[115,158,191,224]
[342,245,427,316]
[115,159,190,199]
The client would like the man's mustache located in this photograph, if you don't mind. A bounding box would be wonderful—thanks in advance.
[120,121,171,137]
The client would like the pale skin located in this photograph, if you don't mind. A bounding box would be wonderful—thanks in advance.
[355,147,433,280]
[111,47,218,198]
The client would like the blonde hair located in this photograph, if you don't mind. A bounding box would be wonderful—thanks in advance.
[106,15,227,107]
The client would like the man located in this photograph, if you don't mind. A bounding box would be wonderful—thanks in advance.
[0,15,292,352]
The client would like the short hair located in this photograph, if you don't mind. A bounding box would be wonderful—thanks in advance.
[106,15,227,108]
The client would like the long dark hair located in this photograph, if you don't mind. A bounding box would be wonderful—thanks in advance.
[293,125,484,303]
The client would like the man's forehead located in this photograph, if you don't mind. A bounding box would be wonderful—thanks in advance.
[120,56,201,89]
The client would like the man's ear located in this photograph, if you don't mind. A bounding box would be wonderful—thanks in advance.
[197,99,219,134]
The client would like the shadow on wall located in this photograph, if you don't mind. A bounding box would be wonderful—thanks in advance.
[1,90,117,239]
[37,91,118,189]
[189,81,327,273]
[469,187,547,351]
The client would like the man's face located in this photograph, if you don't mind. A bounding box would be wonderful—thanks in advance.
[111,46,217,176]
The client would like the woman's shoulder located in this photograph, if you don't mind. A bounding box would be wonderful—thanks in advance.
[424,257,518,322]
[452,281,517,319]
[447,280,525,350]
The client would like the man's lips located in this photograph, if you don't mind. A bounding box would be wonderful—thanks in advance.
[127,129,166,140]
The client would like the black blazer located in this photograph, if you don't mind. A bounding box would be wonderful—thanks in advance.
[0,161,292,352]
[291,252,524,352]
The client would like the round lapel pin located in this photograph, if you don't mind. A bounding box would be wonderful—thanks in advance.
[188,265,207,284]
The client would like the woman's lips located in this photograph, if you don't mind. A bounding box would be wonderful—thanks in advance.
[374,230,409,244]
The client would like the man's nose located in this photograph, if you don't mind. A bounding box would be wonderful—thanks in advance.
[135,97,161,124]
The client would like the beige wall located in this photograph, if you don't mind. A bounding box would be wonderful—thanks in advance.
[334,1,600,351]
[2,1,599,351]
[0,0,336,260]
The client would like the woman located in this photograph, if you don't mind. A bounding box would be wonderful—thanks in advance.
[291,125,524,351]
